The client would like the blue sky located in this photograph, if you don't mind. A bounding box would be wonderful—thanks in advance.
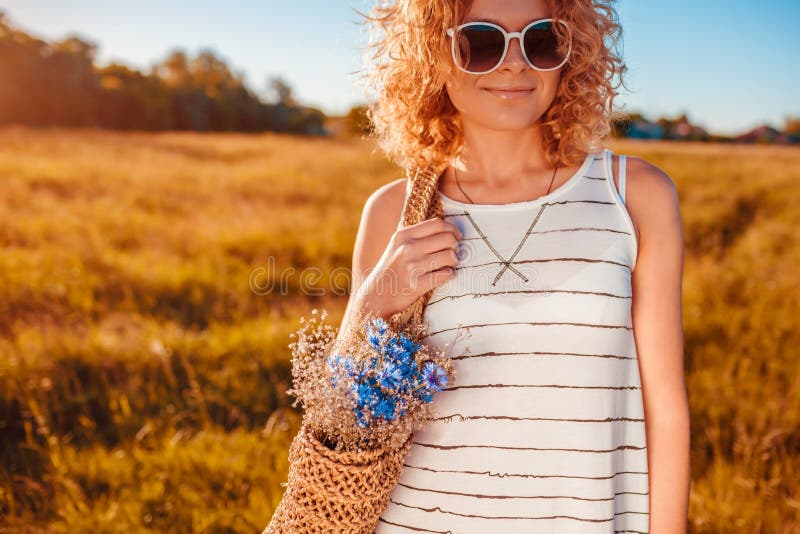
[1,0,798,135]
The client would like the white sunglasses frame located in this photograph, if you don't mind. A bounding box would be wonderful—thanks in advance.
[445,18,572,74]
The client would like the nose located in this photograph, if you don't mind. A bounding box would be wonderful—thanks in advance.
[500,35,528,71]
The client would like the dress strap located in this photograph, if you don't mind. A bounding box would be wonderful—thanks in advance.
[604,149,627,206]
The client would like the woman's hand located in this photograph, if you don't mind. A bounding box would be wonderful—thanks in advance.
[354,217,463,319]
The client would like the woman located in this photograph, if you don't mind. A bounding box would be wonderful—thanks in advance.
[344,0,690,531]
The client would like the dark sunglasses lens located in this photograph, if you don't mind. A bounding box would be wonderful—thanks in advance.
[524,21,567,69]
[456,25,505,72]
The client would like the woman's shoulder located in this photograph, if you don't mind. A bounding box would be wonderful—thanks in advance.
[615,153,681,250]
[361,177,408,230]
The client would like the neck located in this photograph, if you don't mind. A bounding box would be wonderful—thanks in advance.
[452,120,554,186]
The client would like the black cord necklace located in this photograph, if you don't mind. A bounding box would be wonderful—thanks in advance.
[453,164,559,204]
[451,163,560,286]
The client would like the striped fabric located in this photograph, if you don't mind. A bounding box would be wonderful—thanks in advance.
[375,148,648,533]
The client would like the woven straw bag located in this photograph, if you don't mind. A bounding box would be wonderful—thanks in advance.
[263,164,448,533]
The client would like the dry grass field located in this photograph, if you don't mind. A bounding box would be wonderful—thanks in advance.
[0,126,798,532]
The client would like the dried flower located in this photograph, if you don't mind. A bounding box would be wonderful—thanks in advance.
[284,307,466,452]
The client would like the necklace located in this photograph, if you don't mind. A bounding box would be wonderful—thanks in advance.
[451,163,560,286]
[453,164,559,204]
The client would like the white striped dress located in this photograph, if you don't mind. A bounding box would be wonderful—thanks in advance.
[375,148,649,533]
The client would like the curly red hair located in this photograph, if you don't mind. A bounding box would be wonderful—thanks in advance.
[354,0,628,171]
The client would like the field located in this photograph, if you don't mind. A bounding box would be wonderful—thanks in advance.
[0,126,798,532]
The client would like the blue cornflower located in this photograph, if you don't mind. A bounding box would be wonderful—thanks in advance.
[352,361,371,383]
[354,379,384,412]
[421,362,448,392]
[384,335,411,362]
[399,334,422,354]
[366,327,383,350]
[390,359,419,394]
[366,317,389,349]
[339,316,448,429]
[370,317,389,336]
[372,395,397,420]
[375,361,403,390]
[327,353,358,377]
[418,390,434,403]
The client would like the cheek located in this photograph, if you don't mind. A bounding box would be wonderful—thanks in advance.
[445,82,481,119]
[541,71,562,99]
[445,77,485,112]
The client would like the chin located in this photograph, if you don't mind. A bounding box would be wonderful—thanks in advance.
[475,110,544,131]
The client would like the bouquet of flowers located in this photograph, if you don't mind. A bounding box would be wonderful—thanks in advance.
[263,307,464,533]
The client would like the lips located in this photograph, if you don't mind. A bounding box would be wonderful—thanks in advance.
[483,87,535,99]
[486,87,534,91]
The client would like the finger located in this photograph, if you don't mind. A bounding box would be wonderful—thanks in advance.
[414,248,458,275]
[413,266,456,295]
[401,217,463,241]
[413,231,460,256]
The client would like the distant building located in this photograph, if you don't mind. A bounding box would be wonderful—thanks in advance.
[621,115,714,141]
[735,125,800,145]
[660,115,711,141]
[627,119,665,139]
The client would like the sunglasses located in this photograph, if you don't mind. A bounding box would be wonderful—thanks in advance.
[445,18,572,74]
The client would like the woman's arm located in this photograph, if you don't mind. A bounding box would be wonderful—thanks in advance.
[337,178,407,342]
[620,155,691,533]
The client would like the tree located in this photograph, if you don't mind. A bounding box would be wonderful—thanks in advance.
[267,76,296,107]
[345,104,372,136]
[44,36,101,125]
[0,14,324,133]
[153,49,190,88]
[784,116,800,136]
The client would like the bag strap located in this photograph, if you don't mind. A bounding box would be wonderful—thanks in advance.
[388,164,448,331]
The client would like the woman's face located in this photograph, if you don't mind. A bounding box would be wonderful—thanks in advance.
[441,0,563,132]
